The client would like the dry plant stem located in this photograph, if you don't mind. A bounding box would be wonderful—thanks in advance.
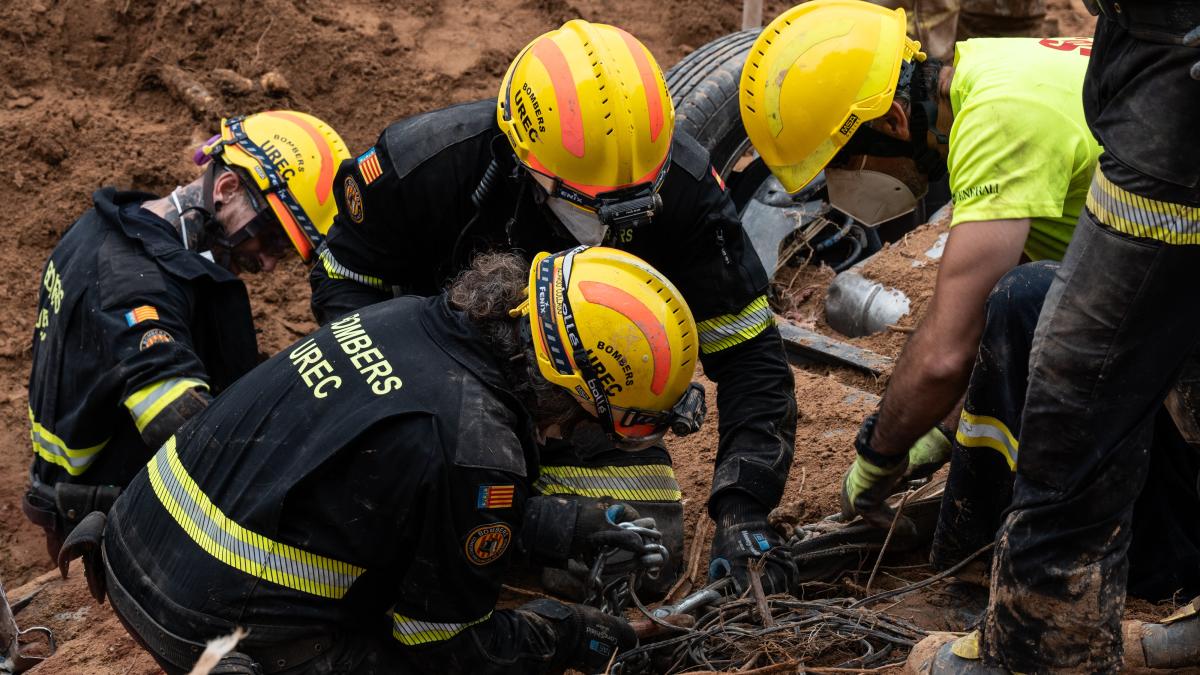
[864,490,914,595]
[682,517,710,590]
[500,584,553,601]
[886,324,915,334]
[689,661,799,675]
[801,664,903,673]
[748,559,775,628]
[850,542,995,608]
[157,64,218,119]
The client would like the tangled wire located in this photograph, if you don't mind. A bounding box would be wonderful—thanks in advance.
[616,594,925,673]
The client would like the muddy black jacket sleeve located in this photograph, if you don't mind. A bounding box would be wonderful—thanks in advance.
[637,135,797,514]
[388,434,588,672]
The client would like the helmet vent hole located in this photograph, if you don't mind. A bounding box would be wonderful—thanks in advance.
[606,129,614,135]
[672,308,680,314]
[746,105,757,113]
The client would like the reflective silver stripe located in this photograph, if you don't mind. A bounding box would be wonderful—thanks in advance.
[1087,168,1200,243]
[956,411,1018,470]
[30,426,104,474]
[696,296,774,354]
[124,377,207,431]
[391,612,492,645]
[149,443,363,598]
[317,243,387,290]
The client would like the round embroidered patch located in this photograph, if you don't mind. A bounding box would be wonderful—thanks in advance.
[344,175,364,224]
[464,523,511,566]
[139,329,173,350]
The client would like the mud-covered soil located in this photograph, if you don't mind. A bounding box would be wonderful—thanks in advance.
[0,0,1128,672]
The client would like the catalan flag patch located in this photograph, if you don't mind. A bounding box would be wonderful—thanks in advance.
[125,305,159,326]
[357,147,383,185]
[477,485,515,510]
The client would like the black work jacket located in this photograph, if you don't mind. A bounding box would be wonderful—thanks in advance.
[27,189,257,487]
[105,296,564,671]
[311,99,797,510]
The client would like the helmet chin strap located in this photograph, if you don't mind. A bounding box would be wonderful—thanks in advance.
[837,58,948,181]
[171,163,238,268]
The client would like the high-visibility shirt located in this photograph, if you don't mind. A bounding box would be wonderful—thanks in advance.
[948,37,1102,261]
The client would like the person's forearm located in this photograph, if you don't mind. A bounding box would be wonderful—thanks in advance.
[871,321,976,456]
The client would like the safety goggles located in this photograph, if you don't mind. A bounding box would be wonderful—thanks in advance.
[222,178,291,257]
[534,247,706,450]
[527,156,669,232]
[199,116,320,258]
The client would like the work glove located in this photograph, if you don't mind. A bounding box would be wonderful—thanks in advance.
[841,413,909,529]
[1186,25,1200,81]
[708,495,797,596]
[904,424,954,481]
[522,496,666,569]
[519,598,636,674]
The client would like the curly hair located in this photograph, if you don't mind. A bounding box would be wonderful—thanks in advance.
[447,252,583,430]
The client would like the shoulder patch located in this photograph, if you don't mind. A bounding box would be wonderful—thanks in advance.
[464,523,511,565]
[356,148,383,185]
[670,130,711,181]
[453,375,528,477]
[343,175,365,223]
[139,328,173,350]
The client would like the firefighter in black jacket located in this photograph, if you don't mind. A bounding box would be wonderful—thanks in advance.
[310,20,797,595]
[23,111,350,560]
[89,248,703,674]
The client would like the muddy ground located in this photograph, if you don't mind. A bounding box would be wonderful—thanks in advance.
[2,0,1162,673]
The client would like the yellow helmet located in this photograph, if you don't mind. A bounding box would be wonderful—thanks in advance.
[740,0,925,194]
[497,21,674,208]
[514,246,701,448]
[197,111,351,262]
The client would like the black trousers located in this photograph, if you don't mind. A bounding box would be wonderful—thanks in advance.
[931,261,1200,602]
[977,14,1200,673]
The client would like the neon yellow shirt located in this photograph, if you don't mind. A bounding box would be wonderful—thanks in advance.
[947,38,1101,261]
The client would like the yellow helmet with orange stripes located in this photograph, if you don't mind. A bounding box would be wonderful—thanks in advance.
[197,111,351,262]
[497,21,674,230]
[512,246,701,449]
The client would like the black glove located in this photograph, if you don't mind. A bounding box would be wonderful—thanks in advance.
[522,496,664,568]
[1186,25,1200,81]
[519,599,636,674]
[840,413,909,529]
[707,496,796,595]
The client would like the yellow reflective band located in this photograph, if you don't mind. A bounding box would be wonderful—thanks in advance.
[149,438,365,599]
[696,295,774,355]
[123,378,209,433]
[28,408,108,476]
[317,243,386,290]
[956,410,1018,471]
[535,464,682,502]
[391,611,492,646]
[1087,168,1200,244]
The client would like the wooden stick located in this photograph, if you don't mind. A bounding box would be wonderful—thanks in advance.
[669,515,710,602]
[158,64,218,119]
[748,559,775,628]
[887,324,915,334]
[865,491,914,595]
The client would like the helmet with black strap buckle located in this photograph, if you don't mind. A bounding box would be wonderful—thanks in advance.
[497,21,675,241]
